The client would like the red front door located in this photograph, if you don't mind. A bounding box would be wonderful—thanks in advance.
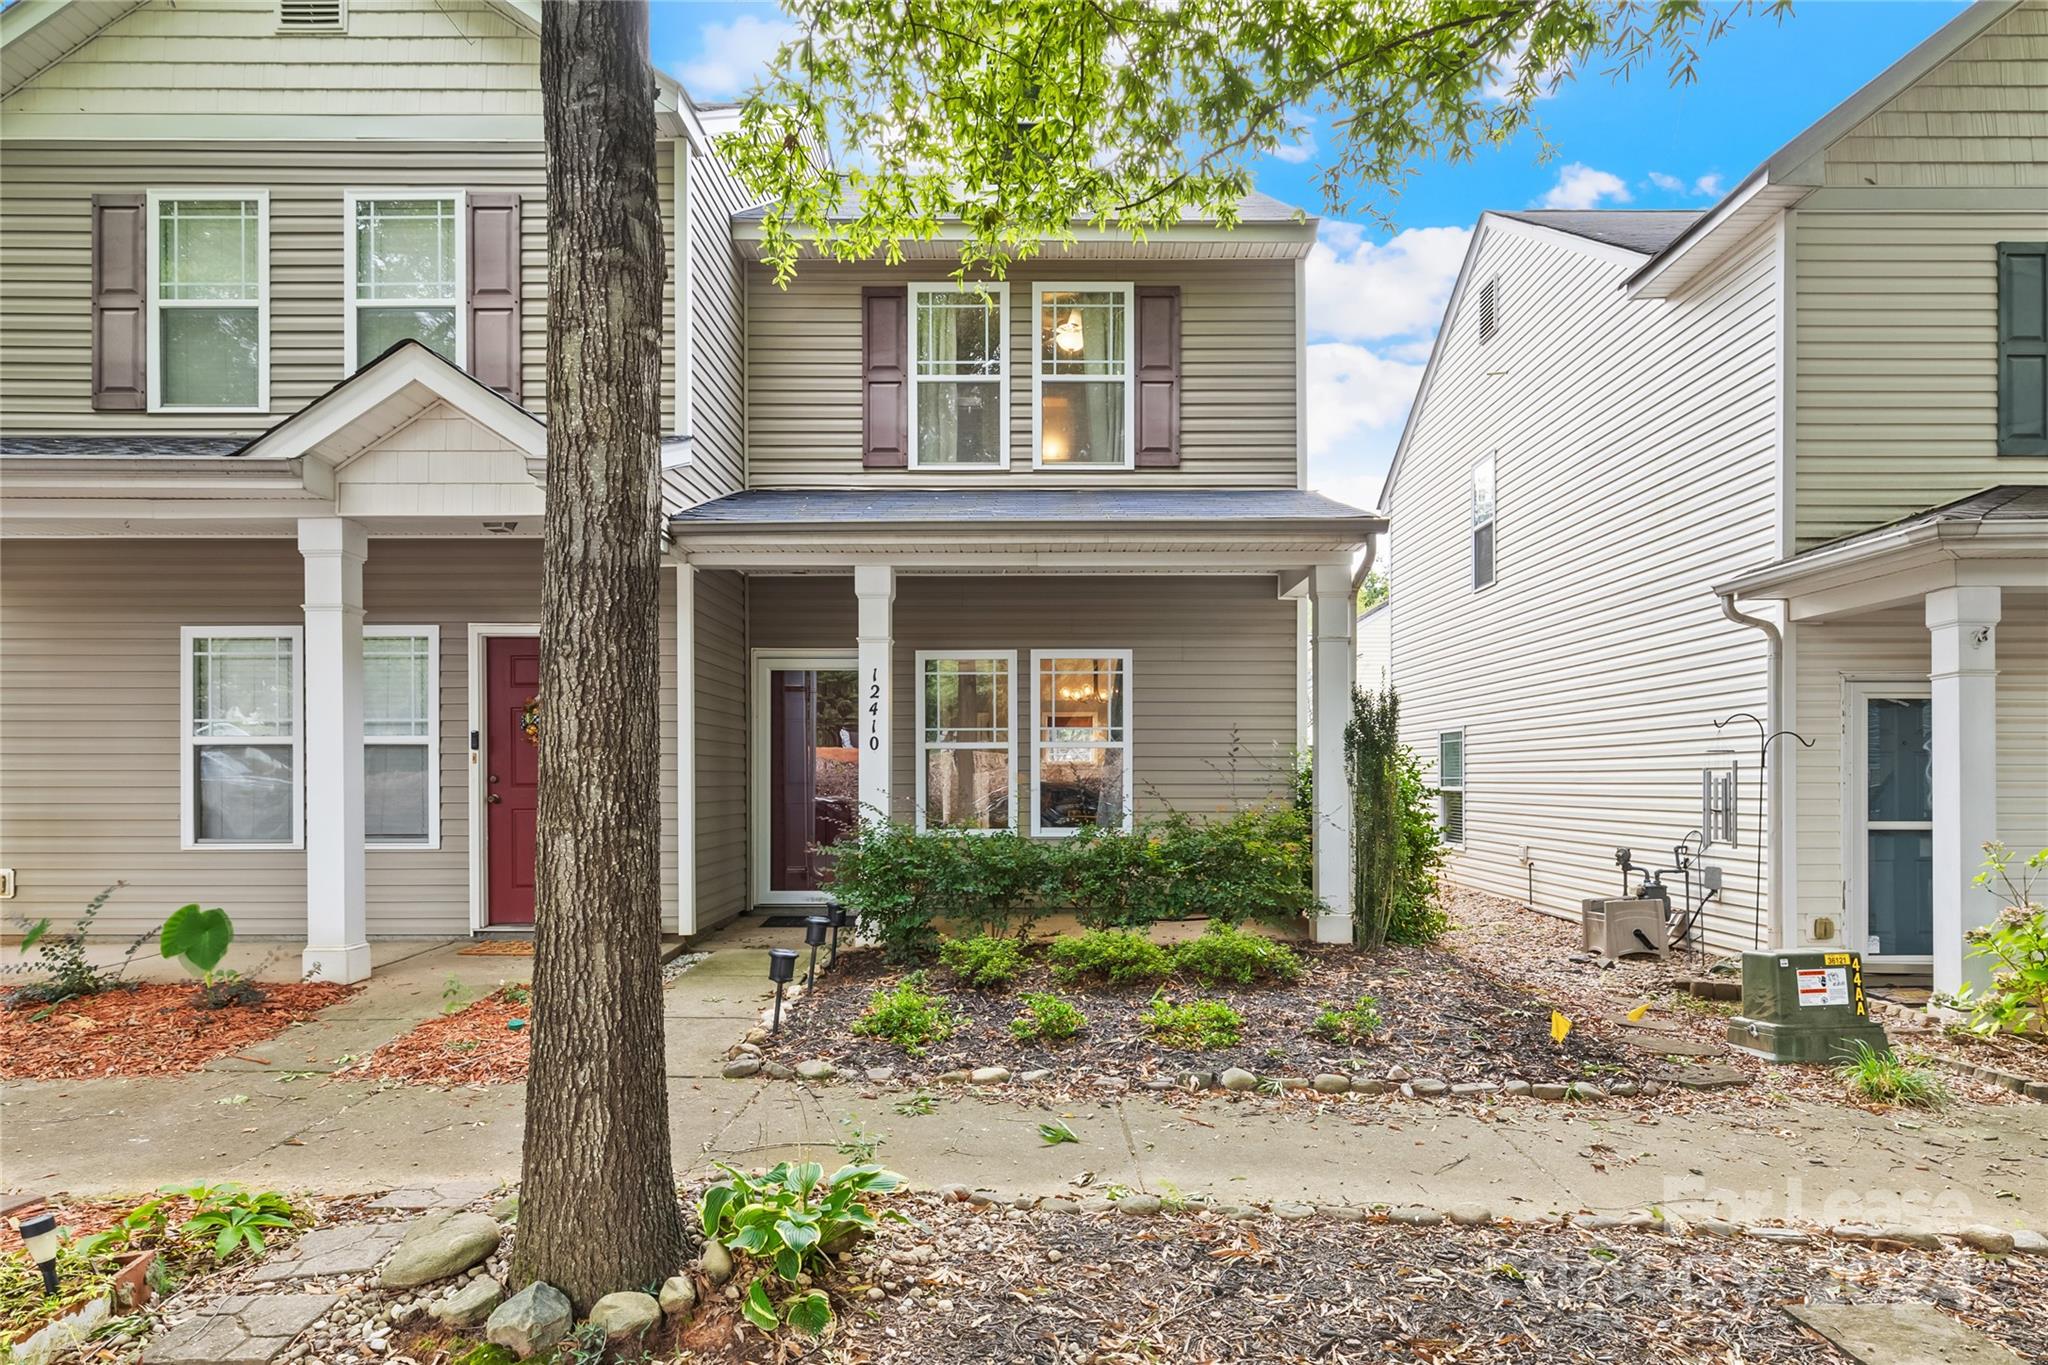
[485,636,540,926]
[768,667,858,893]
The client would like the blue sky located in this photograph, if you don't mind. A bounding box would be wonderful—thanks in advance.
[648,0,1969,509]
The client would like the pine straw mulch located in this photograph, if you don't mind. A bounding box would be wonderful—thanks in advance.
[0,982,356,1081]
[765,937,1657,1089]
[338,985,532,1086]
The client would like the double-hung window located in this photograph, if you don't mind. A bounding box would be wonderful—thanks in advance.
[182,628,303,848]
[1471,452,1497,591]
[1438,731,1466,845]
[1032,651,1131,835]
[364,627,439,848]
[346,191,464,371]
[917,652,1015,832]
[149,192,268,411]
[1035,283,1133,467]
[910,282,1007,467]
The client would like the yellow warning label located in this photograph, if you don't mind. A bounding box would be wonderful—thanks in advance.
[1823,952,1853,966]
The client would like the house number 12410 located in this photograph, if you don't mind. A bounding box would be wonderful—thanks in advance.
[867,670,883,750]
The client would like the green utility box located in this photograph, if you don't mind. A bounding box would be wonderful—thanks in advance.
[1725,950,1890,1063]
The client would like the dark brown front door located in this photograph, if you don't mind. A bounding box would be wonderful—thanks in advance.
[485,636,540,926]
[768,667,858,893]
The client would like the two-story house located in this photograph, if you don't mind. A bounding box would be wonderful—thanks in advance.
[1383,0,2046,995]
[0,0,1379,982]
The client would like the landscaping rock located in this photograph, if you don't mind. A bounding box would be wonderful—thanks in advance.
[492,1194,521,1222]
[380,1211,502,1289]
[1388,1207,1443,1226]
[721,1057,763,1079]
[865,1067,897,1084]
[762,1061,795,1080]
[700,1239,734,1285]
[1312,1074,1351,1094]
[1410,1078,1449,1098]
[1348,1076,1385,1095]
[1018,1069,1052,1084]
[1448,1203,1492,1227]
[1177,1070,1218,1090]
[1385,1065,1412,1083]
[587,1291,661,1341]
[937,1069,973,1083]
[429,1275,503,1329]
[1566,1082,1606,1101]
[1959,1225,2015,1255]
[1315,1205,1369,1223]
[486,1282,572,1360]
[1609,1080,1640,1097]
[1272,1203,1316,1220]
[1746,1226,1811,1245]
[1449,1082,1496,1097]
[1530,1083,1569,1100]
[1116,1195,1164,1215]
[1502,1079,1532,1097]
[794,1059,836,1082]
[2012,1229,2047,1256]
[1220,1067,1259,1092]
[659,1275,698,1317]
[970,1065,1012,1084]
[1277,1077,1312,1090]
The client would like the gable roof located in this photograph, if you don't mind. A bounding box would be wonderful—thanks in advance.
[1491,210,1702,255]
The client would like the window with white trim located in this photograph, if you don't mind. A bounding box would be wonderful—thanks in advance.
[910,282,1007,467]
[1471,452,1497,591]
[149,193,268,411]
[918,652,1015,831]
[1035,282,1132,467]
[1032,651,1131,835]
[364,627,439,847]
[1438,730,1465,845]
[182,628,302,848]
[346,192,463,371]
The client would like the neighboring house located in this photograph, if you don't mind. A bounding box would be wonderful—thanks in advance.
[1383,0,2047,993]
[1356,601,1390,691]
[0,0,1379,982]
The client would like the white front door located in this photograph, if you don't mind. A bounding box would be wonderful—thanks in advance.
[1845,681,1935,970]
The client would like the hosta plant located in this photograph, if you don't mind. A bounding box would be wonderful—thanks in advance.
[698,1160,911,1337]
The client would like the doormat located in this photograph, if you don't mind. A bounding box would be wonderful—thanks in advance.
[758,914,814,929]
[457,939,535,956]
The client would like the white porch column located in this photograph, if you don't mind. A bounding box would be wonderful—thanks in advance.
[675,561,697,936]
[298,517,371,984]
[854,564,895,825]
[1311,564,1354,944]
[1927,586,2000,996]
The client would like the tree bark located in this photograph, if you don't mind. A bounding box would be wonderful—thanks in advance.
[515,0,681,1313]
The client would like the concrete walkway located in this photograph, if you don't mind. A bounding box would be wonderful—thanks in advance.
[5,943,2045,1235]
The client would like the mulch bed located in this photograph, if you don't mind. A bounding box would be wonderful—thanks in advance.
[0,982,356,1081]
[341,986,531,1086]
[765,939,1655,1087]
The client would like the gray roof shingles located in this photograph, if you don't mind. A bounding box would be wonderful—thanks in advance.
[1494,210,1704,255]
[0,434,250,458]
[669,487,1379,528]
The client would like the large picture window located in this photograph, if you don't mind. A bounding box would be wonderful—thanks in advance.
[909,282,1007,467]
[149,192,268,411]
[1035,283,1133,467]
[346,192,463,371]
[917,652,1016,832]
[181,628,302,848]
[1032,651,1131,835]
[365,627,439,848]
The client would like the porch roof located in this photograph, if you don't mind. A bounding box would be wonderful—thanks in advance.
[671,487,1378,532]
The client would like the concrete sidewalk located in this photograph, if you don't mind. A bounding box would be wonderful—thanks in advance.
[5,945,2045,1235]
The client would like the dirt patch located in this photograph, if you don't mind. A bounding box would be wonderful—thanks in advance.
[0,982,356,1081]
[342,986,532,1086]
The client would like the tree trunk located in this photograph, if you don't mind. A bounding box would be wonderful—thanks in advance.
[514,0,681,1313]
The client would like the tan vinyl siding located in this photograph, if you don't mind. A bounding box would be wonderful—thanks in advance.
[1388,221,1782,951]
[744,574,1297,836]
[0,537,679,939]
[1818,1,2048,190]
[1790,599,2048,949]
[745,261,1299,488]
[1792,209,2048,548]
[662,138,751,513]
[693,569,748,927]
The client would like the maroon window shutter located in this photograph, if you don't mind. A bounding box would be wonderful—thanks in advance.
[91,193,147,411]
[861,285,909,467]
[1133,285,1181,467]
[467,193,522,401]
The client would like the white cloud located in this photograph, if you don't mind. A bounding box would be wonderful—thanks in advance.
[1483,36,1568,102]
[675,14,795,100]
[1305,341,1429,505]
[1693,173,1725,199]
[1535,163,1632,211]
[1271,130,1317,164]
[1649,170,1725,199]
[1304,223,1472,345]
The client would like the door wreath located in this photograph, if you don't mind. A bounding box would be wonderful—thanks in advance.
[521,695,541,747]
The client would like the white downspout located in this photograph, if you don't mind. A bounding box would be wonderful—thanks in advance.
[1717,591,1784,949]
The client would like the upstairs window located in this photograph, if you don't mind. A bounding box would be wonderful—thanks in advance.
[1998,242,2047,455]
[1438,731,1466,845]
[1036,283,1133,468]
[910,282,1007,467]
[149,193,268,411]
[1033,651,1132,835]
[347,192,463,371]
[1471,452,1497,590]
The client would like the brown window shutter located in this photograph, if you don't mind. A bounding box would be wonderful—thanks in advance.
[861,285,909,467]
[91,193,147,411]
[1133,284,1181,467]
[467,193,522,401]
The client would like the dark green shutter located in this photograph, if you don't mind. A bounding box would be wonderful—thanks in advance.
[1999,241,2048,456]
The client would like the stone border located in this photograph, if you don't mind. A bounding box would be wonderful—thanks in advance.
[1865,997,2047,1101]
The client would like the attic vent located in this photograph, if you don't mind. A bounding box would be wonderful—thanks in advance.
[1477,276,1500,344]
[277,0,347,32]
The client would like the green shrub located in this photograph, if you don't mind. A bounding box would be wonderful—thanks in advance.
[828,824,1051,963]
[1171,921,1303,987]
[4,883,149,1010]
[1141,994,1243,1050]
[1152,807,1318,927]
[1836,1040,1948,1109]
[1009,992,1087,1043]
[849,976,959,1055]
[1315,699,1452,951]
[1312,995,1384,1046]
[1956,843,2048,1037]
[1046,930,1172,988]
[936,934,1026,989]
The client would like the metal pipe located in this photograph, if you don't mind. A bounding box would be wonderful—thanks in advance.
[1716,592,1782,949]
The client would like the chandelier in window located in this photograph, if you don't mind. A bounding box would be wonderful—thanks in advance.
[1053,309,1086,354]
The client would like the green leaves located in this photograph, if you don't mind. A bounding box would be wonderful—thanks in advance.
[1038,1119,1080,1146]
[160,904,234,976]
[784,1289,833,1337]
[742,1279,779,1333]
[697,1160,910,1337]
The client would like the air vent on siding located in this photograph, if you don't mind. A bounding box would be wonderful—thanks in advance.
[277,0,347,33]
[1477,276,1500,344]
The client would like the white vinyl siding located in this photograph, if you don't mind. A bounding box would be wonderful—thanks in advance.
[363,626,438,848]
[1034,282,1134,469]
[147,190,269,413]
[1032,650,1133,836]
[915,651,1016,832]
[344,191,465,373]
[181,626,303,850]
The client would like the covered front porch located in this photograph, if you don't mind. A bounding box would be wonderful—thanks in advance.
[1720,487,2048,994]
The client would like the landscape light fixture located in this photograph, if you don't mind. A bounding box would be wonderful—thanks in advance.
[18,1212,59,1295]
[826,902,848,969]
[804,915,831,989]
[767,948,798,1034]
